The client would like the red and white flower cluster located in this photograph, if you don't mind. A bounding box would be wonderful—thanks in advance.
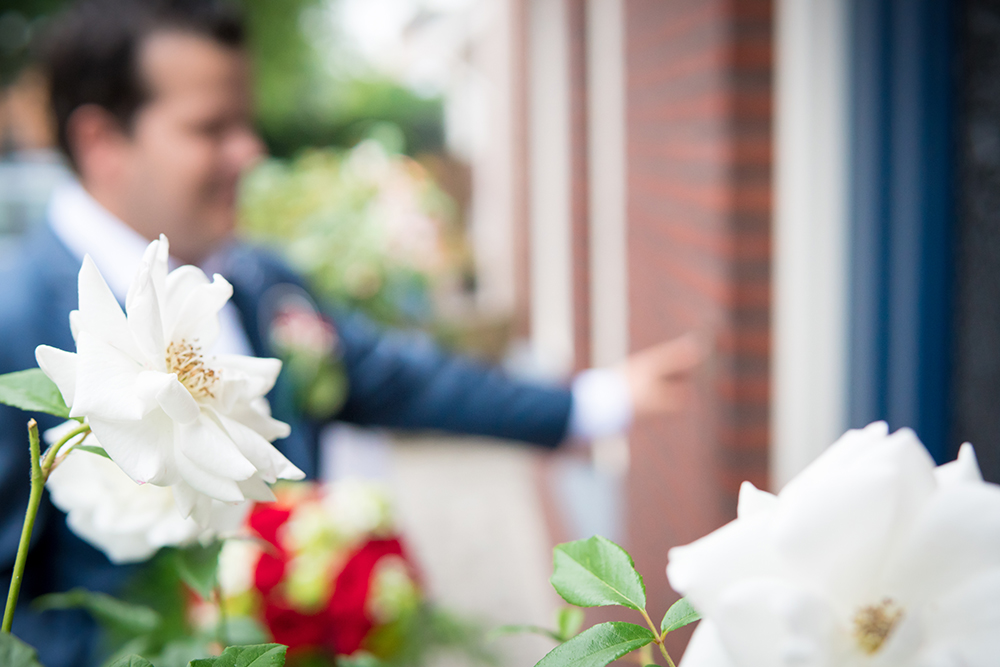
[217,481,422,662]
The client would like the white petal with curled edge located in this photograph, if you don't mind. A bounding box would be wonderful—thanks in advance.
[238,474,277,503]
[163,265,210,322]
[779,422,891,500]
[175,417,256,482]
[76,255,140,359]
[737,481,777,519]
[668,511,782,615]
[35,345,77,407]
[143,372,201,424]
[174,447,244,502]
[214,354,283,397]
[89,412,176,486]
[125,263,165,370]
[217,412,302,482]
[225,398,291,442]
[680,620,739,667]
[167,274,233,348]
[70,331,146,421]
[69,310,81,343]
[934,443,983,487]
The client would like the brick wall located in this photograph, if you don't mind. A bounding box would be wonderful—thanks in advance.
[623,0,772,655]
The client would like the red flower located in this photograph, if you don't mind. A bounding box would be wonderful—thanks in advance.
[327,539,405,655]
[245,494,417,659]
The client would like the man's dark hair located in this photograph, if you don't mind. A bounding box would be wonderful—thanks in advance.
[39,0,244,169]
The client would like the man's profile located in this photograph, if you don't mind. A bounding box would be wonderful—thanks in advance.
[0,2,702,665]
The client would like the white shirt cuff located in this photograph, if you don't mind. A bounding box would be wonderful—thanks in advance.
[568,367,634,441]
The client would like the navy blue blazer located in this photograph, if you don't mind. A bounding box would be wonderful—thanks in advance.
[0,224,572,667]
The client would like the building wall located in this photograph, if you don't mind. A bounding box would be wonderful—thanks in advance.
[622,0,772,653]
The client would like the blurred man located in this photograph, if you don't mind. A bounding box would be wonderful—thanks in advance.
[0,1,702,665]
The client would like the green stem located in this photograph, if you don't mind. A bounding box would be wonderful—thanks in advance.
[638,608,676,667]
[2,421,92,634]
[41,422,91,473]
[3,421,43,633]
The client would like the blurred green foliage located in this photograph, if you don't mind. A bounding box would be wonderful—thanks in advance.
[239,0,445,157]
[239,142,467,327]
[0,0,65,85]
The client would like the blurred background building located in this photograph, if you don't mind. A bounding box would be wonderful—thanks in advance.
[2,0,999,662]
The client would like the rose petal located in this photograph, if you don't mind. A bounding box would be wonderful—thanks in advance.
[710,578,840,667]
[216,412,303,483]
[882,483,1000,606]
[174,448,245,503]
[679,620,739,667]
[668,511,782,614]
[167,272,233,348]
[772,428,937,612]
[919,567,1000,666]
[175,416,257,482]
[88,412,176,486]
[125,263,166,370]
[134,371,200,425]
[76,255,140,359]
[35,345,77,408]
[737,481,778,519]
[71,331,148,421]
[934,443,983,488]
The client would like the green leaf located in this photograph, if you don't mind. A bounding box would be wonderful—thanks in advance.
[76,445,111,459]
[488,624,562,642]
[108,657,154,667]
[556,607,585,641]
[0,632,44,667]
[660,597,700,636]
[0,368,70,418]
[550,536,646,610]
[535,622,654,667]
[174,541,224,600]
[34,588,161,635]
[193,644,287,667]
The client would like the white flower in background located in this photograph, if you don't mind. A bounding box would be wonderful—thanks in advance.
[45,425,250,564]
[667,422,1000,667]
[35,235,304,515]
[321,479,394,540]
[218,538,261,597]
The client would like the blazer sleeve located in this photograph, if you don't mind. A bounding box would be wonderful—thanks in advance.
[332,311,573,448]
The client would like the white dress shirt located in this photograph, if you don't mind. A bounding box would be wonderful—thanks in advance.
[46,181,633,441]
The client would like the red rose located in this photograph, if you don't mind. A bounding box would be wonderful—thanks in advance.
[327,539,405,655]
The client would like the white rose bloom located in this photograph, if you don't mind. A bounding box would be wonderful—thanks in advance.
[667,422,1000,667]
[35,235,304,514]
[46,426,250,564]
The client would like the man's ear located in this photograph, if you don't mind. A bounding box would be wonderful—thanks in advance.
[65,104,131,183]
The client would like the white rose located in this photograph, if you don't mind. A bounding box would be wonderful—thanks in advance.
[46,426,250,564]
[667,422,1000,667]
[35,235,304,513]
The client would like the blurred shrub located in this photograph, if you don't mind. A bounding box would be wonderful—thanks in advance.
[242,0,444,157]
[238,140,471,327]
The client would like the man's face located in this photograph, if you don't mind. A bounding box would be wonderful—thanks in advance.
[115,31,263,264]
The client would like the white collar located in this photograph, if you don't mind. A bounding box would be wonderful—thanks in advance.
[47,180,172,302]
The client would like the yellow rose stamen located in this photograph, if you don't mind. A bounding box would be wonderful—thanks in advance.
[166,339,218,398]
[853,598,903,654]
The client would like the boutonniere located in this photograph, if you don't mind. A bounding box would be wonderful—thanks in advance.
[264,285,349,420]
